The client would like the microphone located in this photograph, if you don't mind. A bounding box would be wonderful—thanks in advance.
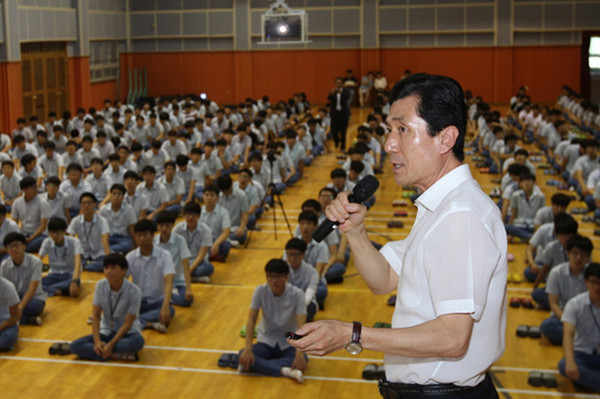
[312,175,380,243]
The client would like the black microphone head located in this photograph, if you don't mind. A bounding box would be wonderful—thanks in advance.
[348,175,380,203]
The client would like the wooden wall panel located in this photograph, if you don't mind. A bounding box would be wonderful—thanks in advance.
[0,62,24,134]
[90,80,117,109]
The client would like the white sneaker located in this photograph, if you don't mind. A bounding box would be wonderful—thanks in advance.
[192,276,211,284]
[150,322,168,333]
[229,240,241,248]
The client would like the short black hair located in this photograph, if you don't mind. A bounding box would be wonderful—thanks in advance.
[79,192,97,203]
[134,219,156,233]
[103,253,128,270]
[19,177,37,189]
[566,234,593,254]
[265,258,290,275]
[551,193,572,207]
[48,217,68,232]
[0,204,7,215]
[216,175,233,191]
[302,199,321,213]
[142,165,156,175]
[183,202,201,215]
[584,262,600,280]
[331,168,347,179]
[285,237,307,253]
[124,171,141,181]
[66,163,83,173]
[46,176,61,186]
[298,210,318,225]
[110,183,126,194]
[155,211,176,225]
[3,232,26,247]
[389,73,466,161]
[204,184,219,195]
[554,213,578,235]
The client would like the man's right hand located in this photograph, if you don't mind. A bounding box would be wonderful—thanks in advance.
[325,191,368,235]
[239,348,255,371]
[93,340,105,357]
[565,360,580,381]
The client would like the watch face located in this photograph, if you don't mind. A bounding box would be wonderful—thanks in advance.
[346,342,363,355]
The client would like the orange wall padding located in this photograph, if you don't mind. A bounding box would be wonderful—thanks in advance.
[0,45,583,133]
[121,46,581,106]
[0,62,23,134]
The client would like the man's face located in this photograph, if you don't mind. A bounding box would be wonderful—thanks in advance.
[135,231,153,248]
[238,173,250,189]
[143,172,155,185]
[568,247,589,272]
[203,191,218,207]
[80,197,96,214]
[68,169,82,184]
[586,276,600,303]
[384,96,450,191]
[519,179,534,192]
[184,212,199,228]
[6,240,25,261]
[299,220,317,237]
[266,272,288,296]
[157,223,173,239]
[332,177,345,190]
[164,167,175,180]
[110,189,124,206]
[286,249,304,270]
[587,146,598,159]
[2,165,13,176]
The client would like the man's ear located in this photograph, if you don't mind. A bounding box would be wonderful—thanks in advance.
[438,126,459,155]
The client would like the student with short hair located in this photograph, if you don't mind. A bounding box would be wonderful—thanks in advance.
[59,163,92,218]
[173,202,214,283]
[0,275,20,350]
[157,161,185,215]
[558,263,600,393]
[534,193,572,231]
[154,211,193,307]
[39,217,83,297]
[99,184,137,254]
[41,176,71,224]
[201,185,232,262]
[239,259,307,382]
[67,193,110,272]
[541,234,592,345]
[285,238,319,322]
[137,166,169,221]
[0,161,22,210]
[11,177,50,253]
[0,233,46,325]
[85,157,111,202]
[0,205,20,263]
[126,220,175,333]
[216,174,249,245]
[506,172,546,241]
[70,253,144,361]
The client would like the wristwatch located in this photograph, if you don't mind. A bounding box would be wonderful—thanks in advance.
[345,321,363,355]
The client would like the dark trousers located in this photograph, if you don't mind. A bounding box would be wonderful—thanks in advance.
[330,113,349,150]
[378,373,499,399]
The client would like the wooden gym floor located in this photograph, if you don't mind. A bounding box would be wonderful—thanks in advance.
[0,107,598,399]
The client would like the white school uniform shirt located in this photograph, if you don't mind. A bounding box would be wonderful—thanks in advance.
[126,246,175,300]
[67,214,110,259]
[99,202,137,236]
[380,164,507,387]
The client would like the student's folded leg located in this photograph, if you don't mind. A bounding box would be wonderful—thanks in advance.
[247,214,257,230]
[42,273,73,296]
[109,235,134,254]
[532,287,549,310]
[219,241,232,260]
[112,332,145,356]
[71,334,107,361]
[171,285,193,307]
[274,183,286,195]
[20,298,45,324]
[540,315,563,345]
[25,234,47,253]
[69,207,80,219]
[191,261,214,278]
[307,303,317,323]
[0,325,18,350]
[139,298,175,327]
[230,229,247,245]
[524,265,540,282]
[325,263,346,284]
[166,204,182,215]
[286,172,300,187]
[316,280,328,302]
[84,256,105,272]
[241,343,289,377]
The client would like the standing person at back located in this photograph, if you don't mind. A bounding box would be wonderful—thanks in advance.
[327,77,350,152]
[290,73,507,398]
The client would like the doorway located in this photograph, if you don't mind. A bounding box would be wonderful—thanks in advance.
[21,42,69,120]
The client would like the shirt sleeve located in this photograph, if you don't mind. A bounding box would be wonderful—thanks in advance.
[561,296,581,325]
[423,211,502,320]
[31,257,43,282]
[250,285,262,310]
[72,237,84,255]
[127,284,142,315]
[1,278,20,308]
[178,235,191,260]
[545,266,562,296]
[66,218,77,236]
[38,237,51,258]
[99,216,110,235]
[162,251,175,276]
[220,207,231,230]
[92,280,104,307]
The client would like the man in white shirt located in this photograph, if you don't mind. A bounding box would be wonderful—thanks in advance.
[290,74,506,398]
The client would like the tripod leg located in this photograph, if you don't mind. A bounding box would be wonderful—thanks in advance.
[274,192,293,237]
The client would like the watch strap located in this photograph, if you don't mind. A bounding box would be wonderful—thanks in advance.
[351,321,362,343]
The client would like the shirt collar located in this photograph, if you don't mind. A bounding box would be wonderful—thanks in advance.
[79,214,98,224]
[415,164,472,212]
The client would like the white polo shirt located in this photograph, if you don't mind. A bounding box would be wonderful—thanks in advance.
[380,164,507,387]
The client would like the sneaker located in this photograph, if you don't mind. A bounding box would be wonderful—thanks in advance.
[115,352,139,361]
[229,240,241,248]
[192,276,211,284]
[29,316,43,326]
[87,316,93,325]
[150,322,168,333]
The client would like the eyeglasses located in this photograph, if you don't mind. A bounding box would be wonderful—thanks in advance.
[266,273,287,280]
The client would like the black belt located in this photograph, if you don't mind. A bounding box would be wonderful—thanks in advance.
[378,373,492,398]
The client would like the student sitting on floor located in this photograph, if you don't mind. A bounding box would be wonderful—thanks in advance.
[505,172,545,242]
[0,205,20,263]
[11,177,50,253]
[39,217,82,297]
[200,185,232,262]
[99,184,137,254]
[41,176,71,224]
[285,238,319,322]
[0,275,20,351]
[0,233,46,325]
[157,161,185,215]
[70,253,144,362]
[217,174,249,246]
[126,220,175,333]
[239,259,307,383]
[558,262,600,393]
[154,211,193,308]
[67,192,110,272]
[541,234,592,345]
[137,166,169,222]
[173,202,214,283]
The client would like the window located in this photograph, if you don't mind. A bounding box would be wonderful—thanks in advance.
[89,41,125,82]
